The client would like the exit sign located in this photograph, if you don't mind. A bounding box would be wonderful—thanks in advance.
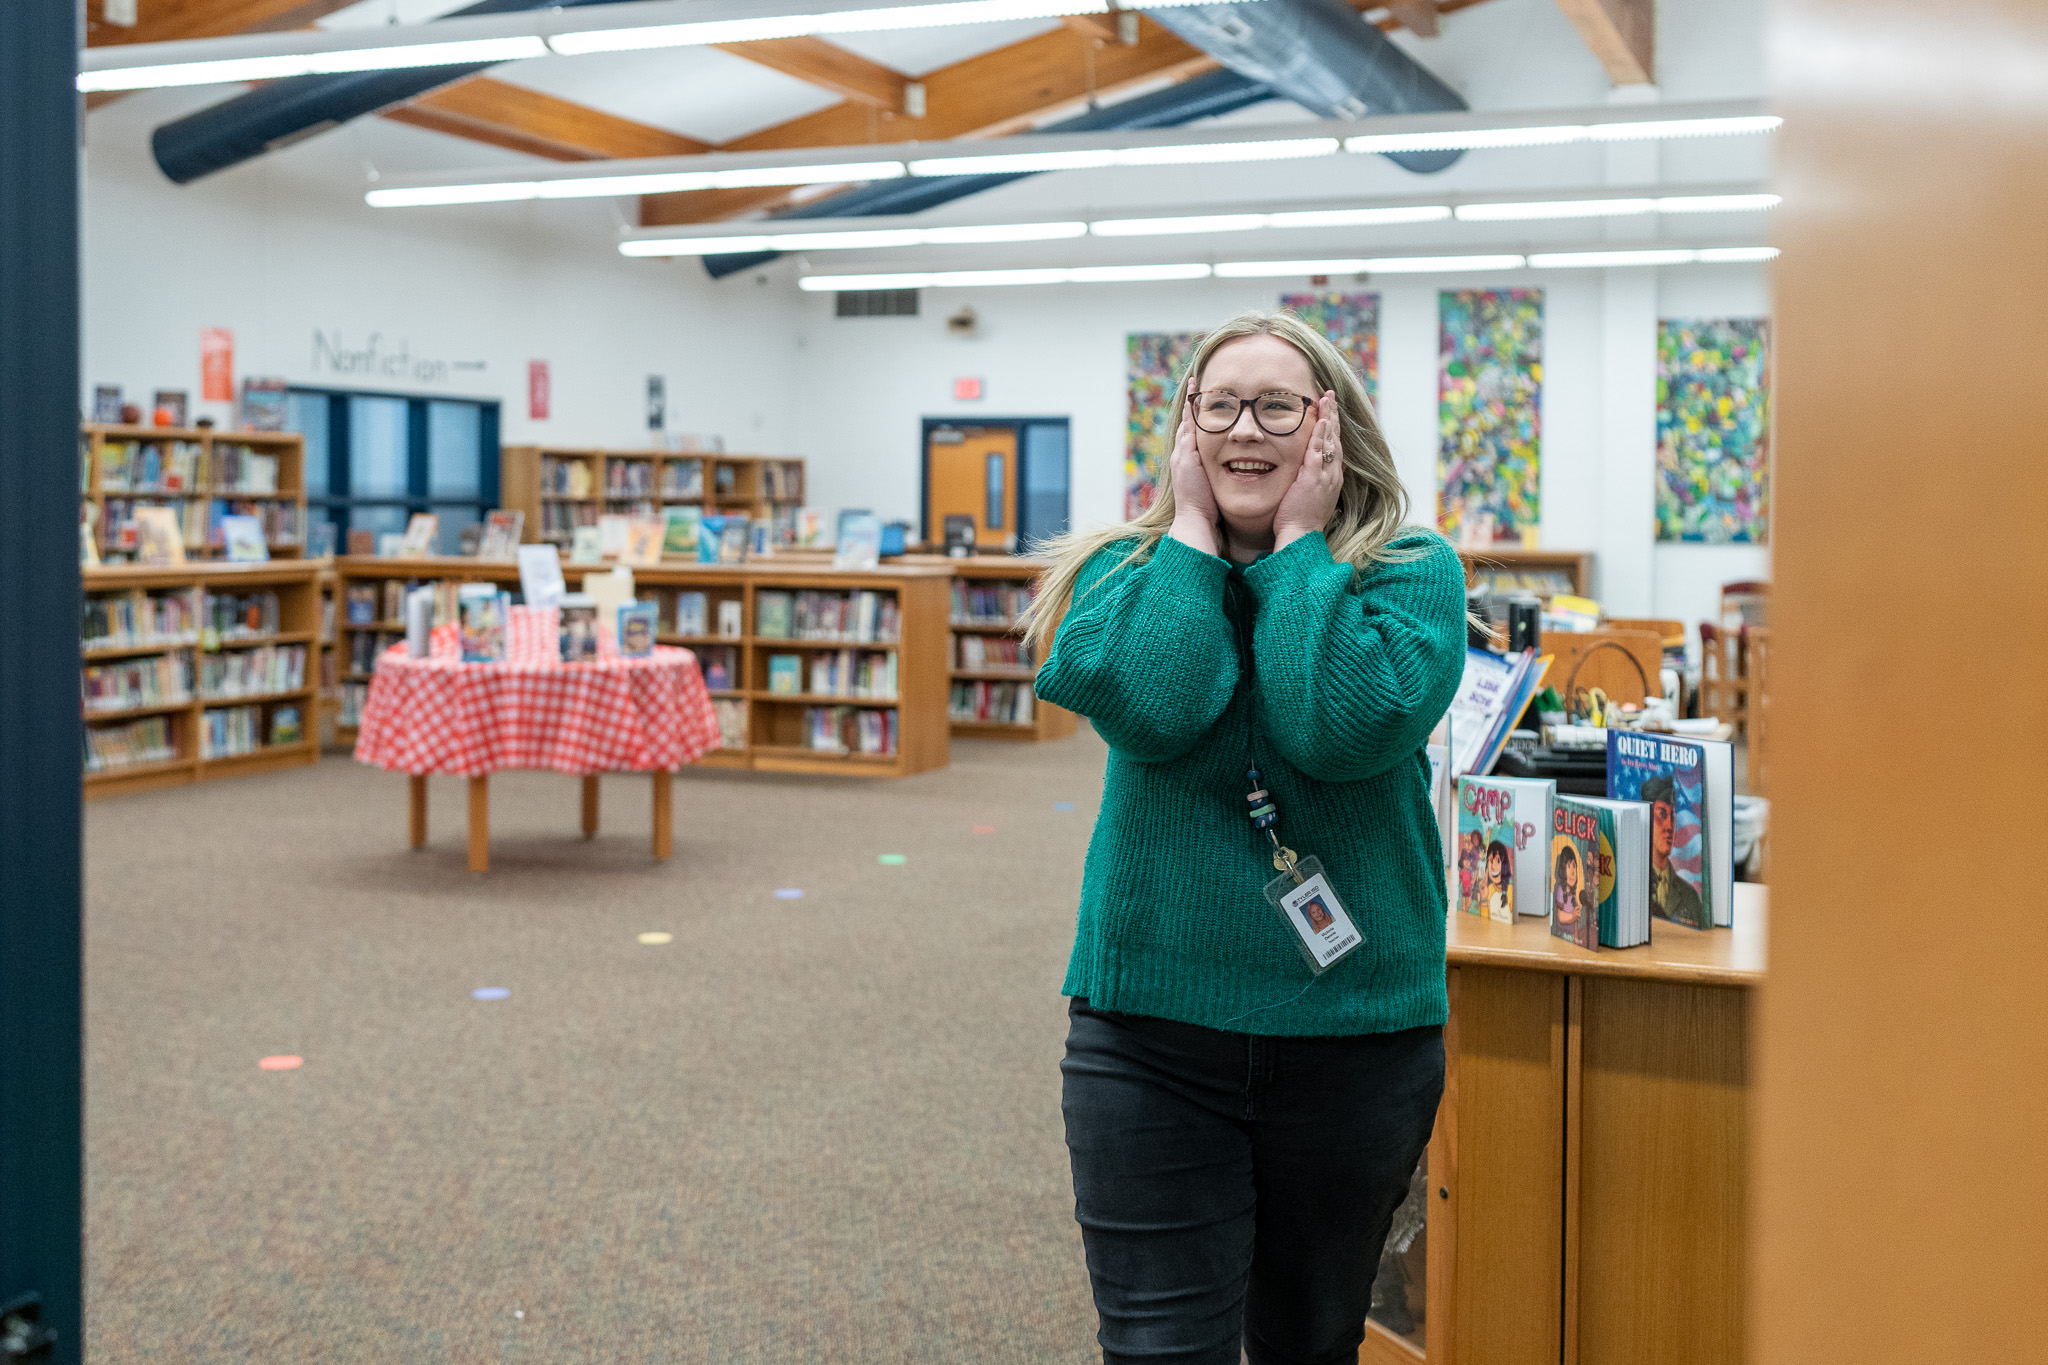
[953,376,983,400]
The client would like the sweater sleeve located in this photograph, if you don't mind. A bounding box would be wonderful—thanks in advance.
[1034,535,1239,763]
[1241,529,1467,783]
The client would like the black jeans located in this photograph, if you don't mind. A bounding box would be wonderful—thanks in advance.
[1061,998,1444,1365]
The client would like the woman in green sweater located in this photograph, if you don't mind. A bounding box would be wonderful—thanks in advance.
[1019,311,1466,1365]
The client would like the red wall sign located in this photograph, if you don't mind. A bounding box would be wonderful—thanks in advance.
[200,327,234,402]
[528,360,550,420]
[953,376,983,400]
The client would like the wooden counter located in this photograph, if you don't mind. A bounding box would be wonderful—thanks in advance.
[1371,887,1765,1365]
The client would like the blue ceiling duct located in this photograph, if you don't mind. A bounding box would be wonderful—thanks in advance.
[701,67,1275,279]
[150,0,624,184]
[698,0,1466,279]
[1144,0,1468,173]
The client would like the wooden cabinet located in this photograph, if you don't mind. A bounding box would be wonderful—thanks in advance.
[1365,887,1763,1365]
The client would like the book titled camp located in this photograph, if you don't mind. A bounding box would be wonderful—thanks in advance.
[1455,775,1555,923]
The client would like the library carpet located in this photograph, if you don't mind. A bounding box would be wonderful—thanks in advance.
[84,732,1111,1363]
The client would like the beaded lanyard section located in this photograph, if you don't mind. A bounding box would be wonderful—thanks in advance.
[1246,764,1300,880]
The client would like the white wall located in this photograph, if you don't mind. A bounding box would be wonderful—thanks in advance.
[81,92,801,452]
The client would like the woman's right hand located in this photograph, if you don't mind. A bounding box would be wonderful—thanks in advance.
[1167,400,1220,557]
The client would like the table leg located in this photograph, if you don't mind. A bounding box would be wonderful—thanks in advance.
[582,774,600,839]
[409,774,428,849]
[468,775,490,874]
[652,768,673,861]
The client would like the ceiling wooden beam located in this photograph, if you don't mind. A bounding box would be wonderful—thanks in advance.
[85,0,359,46]
[642,16,1214,226]
[1382,1,1441,37]
[383,76,712,161]
[1553,0,1654,85]
[714,37,911,111]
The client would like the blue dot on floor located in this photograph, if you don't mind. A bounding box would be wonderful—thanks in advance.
[1054,802,1075,812]
[775,888,805,899]
[473,987,510,1001]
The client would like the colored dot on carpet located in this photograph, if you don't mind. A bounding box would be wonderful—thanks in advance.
[473,987,511,1001]
[774,888,805,899]
[258,1055,302,1071]
[1054,802,1075,812]
[637,932,673,945]
[973,825,996,835]
[877,854,907,865]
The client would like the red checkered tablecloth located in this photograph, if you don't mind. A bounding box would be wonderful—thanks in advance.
[353,606,719,777]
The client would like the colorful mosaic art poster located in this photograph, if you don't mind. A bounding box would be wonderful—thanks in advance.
[1438,289,1543,544]
[1656,318,1771,544]
[1125,331,1203,519]
[1279,292,1379,403]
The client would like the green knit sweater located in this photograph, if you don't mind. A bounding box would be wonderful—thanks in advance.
[1036,529,1467,1037]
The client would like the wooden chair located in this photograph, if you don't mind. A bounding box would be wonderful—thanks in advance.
[1745,625,1772,798]
[1698,621,1749,736]
[1720,579,1771,629]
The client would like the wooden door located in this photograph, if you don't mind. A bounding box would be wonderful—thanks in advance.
[926,426,1017,551]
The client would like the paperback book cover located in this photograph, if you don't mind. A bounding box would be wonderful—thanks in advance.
[570,525,604,564]
[1607,732,1712,930]
[597,514,630,558]
[400,512,439,558]
[558,594,599,662]
[1455,775,1556,922]
[621,517,664,566]
[696,515,724,564]
[457,584,506,662]
[768,654,802,695]
[617,601,656,657]
[755,591,791,639]
[1549,797,1602,950]
[219,514,268,563]
[662,506,703,560]
[718,517,750,564]
[477,510,524,560]
[673,591,707,637]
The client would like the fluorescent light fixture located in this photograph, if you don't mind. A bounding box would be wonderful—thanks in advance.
[1265,205,1452,228]
[1528,249,1711,267]
[1214,254,1526,278]
[1695,246,1781,262]
[1067,263,1212,282]
[371,159,904,208]
[908,138,1337,178]
[623,220,1088,256]
[1345,113,1781,155]
[77,35,549,91]
[1656,193,1782,214]
[923,221,1086,243]
[1456,197,1655,221]
[796,264,1216,290]
[705,160,906,189]
[552,0,1127,56]
[1090,214,1268,237]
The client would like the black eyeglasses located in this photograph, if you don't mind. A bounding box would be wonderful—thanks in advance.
[1190,390,1314,436]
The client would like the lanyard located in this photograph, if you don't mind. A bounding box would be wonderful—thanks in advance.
[1225,571,1302,883]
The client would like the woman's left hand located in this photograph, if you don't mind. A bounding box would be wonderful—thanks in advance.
[1273,391,1343,551]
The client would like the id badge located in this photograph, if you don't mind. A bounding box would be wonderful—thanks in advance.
[1263,855,1363,974]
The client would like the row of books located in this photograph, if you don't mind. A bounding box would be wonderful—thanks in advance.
[348,630,401,676]
[1469,567,1577,599]
[606,460,658,498]
[97,440,204,494]
[540,502,601,538]
[766,650,898,699]
[201,703,302,759]
[540,456,596,497]
[207,590,283,640]
[668,591,737,639]
[211,444,284,495]
[84,714,177,773]
[198,644,306,699]
[686,645,738,691]
[956,635,1033,671]
[84,653,193,712]
[950,680,1035,725]
[711,698,747,749]
[83,587,200,650]
[807,705,897,756]
[1452,733,1736,949]
[660,460,705,499]
[756,589,900,643]
[346,580,464,627]
[952,580,1036,626]
[338,681,369,726]
[759,460,803,500]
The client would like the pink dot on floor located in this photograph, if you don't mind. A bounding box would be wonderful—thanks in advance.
[258,1055,303,1071]
[973,825,996,834]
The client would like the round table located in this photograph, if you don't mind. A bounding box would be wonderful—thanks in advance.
[353,608,719,871]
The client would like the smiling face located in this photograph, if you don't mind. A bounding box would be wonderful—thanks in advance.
[1191,333,1320,537]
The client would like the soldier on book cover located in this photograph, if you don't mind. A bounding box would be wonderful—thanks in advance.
[1642,774,1707,929]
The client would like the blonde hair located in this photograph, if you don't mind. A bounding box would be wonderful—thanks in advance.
[1020,309,1427,654]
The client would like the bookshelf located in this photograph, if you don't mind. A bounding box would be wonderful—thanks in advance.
[500,446,807,551]
[81,422,307,562]
[330,556,950,777]
[943,556,1076,743]
[81,561,323,797]
[1459,547,1593,602]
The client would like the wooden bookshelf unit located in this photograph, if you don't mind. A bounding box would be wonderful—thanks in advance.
[330,556,950,778]
[943,555,1076,743]
[82,422,307,562]
[81,561,323,797]
[1459,547,1594,601]
[500,446,806,550]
